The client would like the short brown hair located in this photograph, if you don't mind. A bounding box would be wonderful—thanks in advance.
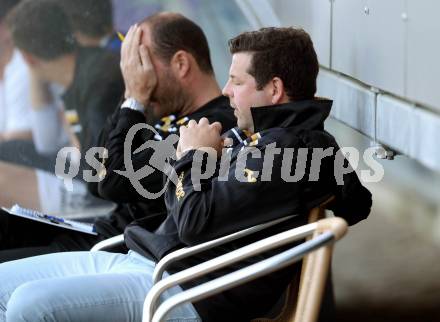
[7,0,76,60]
[228,27,319,100]
[143,13,214,74]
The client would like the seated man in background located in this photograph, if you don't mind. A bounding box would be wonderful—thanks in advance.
[23,0,122,162]
[0,0,32,144]
[20,0,121,162]
[26,0,122,160]
[0,27,371,321]
[7,0,124,158]
[59,0,122,54]
[0,0,124,261]
[0,10,235,262]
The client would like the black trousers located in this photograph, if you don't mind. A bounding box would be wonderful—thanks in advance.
[0,212,102,263]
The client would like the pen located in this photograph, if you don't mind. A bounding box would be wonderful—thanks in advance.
[43,214,95,232]
[42,214,72,226]
[117,31,125,42]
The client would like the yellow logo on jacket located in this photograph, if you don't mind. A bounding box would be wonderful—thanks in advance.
[176,172,185,201]
[244,168,257,183]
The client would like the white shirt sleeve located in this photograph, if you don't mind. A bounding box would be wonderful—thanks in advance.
[30,102,69,154]
[2,51,32,132]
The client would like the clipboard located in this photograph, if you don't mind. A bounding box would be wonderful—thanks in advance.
[1,204,97,235]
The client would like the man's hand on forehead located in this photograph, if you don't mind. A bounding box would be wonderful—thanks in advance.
[120,24,157,108]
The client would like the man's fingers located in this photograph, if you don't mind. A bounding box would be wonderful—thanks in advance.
[122,25,135,58]
[198,117,209,126]
[176,141,185,160]
[121,25,137,68]
[134,24,142,46]
[188,119,197,128]
[210,121,222,133]
[127,25,141,65]
[139,44,152,69]
[179,125,188,135]
[120,25,132,63]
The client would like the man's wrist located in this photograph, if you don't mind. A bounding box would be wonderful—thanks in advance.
[174,149,197,171]
[121,97,145,112]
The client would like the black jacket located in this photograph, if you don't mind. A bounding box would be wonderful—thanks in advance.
[91,96,235,237]
[125,99,372,321]
[62,47,124,156]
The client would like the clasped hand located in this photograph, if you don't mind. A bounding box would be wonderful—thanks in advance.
[177,118,224,160]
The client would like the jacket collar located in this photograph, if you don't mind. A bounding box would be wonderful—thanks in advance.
[185,95,229,119]
[250,99,333,133]
[154,96,230,137]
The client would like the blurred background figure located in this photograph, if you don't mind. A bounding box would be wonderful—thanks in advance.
[0,0,32,143]
[59,0,121,54]
[7,0,124,164]
[0,0,124,221]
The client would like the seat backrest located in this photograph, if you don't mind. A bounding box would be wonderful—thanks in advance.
[252,203,335,322]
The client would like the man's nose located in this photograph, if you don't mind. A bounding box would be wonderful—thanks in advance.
[222,81,231,98]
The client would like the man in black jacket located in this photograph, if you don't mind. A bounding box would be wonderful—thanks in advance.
[126,27,373,320]
[89,12,235,238]
[0,27,371,322]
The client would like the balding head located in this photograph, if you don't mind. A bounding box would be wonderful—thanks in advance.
[139,12,214,75]
[125,13,220,118]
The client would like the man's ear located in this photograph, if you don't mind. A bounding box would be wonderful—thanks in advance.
[171,50,191,79]
[269,77,288,105]
[20,51,39,67]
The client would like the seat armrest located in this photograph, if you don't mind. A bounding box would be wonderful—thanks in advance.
[152,197,335,284]
[146,226,343,322]
[91,234,124,251]
[144,221,322,321]
[152,215,296,284]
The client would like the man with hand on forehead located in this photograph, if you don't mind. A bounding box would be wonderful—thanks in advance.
[90,13,235,239]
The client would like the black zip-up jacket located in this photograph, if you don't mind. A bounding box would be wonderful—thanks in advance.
[62,47,124,157]
[125,99,372,321]
[90,96,235,237]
